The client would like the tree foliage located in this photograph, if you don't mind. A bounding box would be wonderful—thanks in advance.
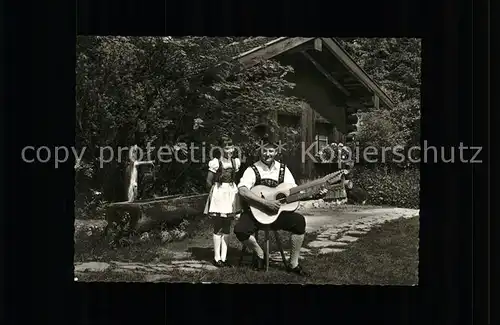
[337,38,421,152]
[337,38,421,207]
[76,36,302,213]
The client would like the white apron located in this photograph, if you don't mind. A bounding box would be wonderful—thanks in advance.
[203,182,242,216]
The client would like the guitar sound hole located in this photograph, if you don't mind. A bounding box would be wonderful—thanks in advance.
[275,193,286,201]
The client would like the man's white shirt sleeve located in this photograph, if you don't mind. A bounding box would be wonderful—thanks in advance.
[238,167,256,189]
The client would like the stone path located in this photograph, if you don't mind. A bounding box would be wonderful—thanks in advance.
[74,259,218,281]
[74,247,218,280]
[74,205,419,279]
[304,208,419,255]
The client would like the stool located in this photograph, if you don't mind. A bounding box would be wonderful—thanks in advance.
[239,227,289,271]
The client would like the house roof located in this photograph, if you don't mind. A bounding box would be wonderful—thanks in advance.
[220,37,395,110]
[218,37,278,58]
[320,38,395,109]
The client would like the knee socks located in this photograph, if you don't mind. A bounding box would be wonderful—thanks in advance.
[242,235,264,259]
[220,234,228,262]
[213,234,229,262]
[240,234,303,266]
[213,234,222,261]
[289,234,305,268]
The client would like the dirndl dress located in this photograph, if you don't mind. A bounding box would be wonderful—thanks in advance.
[203,158,242,217]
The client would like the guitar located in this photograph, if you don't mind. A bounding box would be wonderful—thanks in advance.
[249,169,350,224]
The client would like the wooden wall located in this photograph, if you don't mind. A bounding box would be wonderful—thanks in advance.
[274,50,355,180]
[300,102,315,179]
[277,110,349,180]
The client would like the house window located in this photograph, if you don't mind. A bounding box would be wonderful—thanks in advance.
[315,135,329,150]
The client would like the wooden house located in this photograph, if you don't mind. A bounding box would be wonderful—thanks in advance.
[218,37,395,180]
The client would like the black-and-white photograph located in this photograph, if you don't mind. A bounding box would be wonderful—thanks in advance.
[74,36,421,284]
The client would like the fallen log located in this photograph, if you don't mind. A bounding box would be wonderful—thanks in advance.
[105,193,209,235]
[104,150,212,240]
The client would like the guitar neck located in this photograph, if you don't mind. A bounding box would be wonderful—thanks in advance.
[285,170,346,203]
[285,185,324,203]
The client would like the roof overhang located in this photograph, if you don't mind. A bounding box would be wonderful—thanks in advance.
[320,38,395,109]
[227,37,395,110]
[233,37,315,67]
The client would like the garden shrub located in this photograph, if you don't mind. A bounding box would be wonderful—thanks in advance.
[352,166,419,209]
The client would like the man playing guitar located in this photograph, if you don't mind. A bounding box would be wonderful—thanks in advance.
[234,126,325,276]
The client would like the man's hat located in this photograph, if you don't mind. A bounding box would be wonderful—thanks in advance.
[252,123,277,147]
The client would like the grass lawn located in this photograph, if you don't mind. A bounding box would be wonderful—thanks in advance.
[76,216,419,285]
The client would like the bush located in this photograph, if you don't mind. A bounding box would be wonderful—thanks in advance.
[352,166,419,209]
[74,189,108,220]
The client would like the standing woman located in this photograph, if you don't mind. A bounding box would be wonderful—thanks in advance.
[203,136,242,267]
[125,145,154,202]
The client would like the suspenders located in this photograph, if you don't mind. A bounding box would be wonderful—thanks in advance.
[278,163,286,183]
[243,162,287,211]
[250,165,261,185]
[251,162,286,187]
